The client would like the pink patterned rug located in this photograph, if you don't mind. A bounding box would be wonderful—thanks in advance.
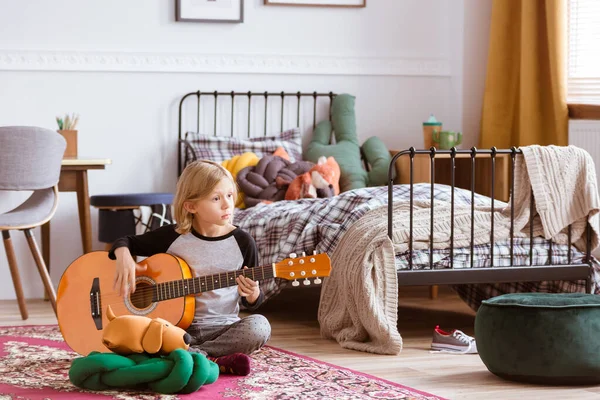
[0,325,445,400]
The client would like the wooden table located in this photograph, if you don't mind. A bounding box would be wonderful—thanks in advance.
[41,158,111,273]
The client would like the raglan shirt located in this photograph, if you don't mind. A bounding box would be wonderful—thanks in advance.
[108,225,264,328]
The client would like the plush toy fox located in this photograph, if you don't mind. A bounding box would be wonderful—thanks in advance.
[285,156,341,200]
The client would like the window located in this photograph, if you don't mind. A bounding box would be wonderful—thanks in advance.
[568,0,600,104]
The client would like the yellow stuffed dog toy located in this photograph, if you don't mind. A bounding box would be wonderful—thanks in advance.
[102,305,192,356]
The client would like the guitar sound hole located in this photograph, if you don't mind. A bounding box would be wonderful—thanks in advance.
[129,282,154,309]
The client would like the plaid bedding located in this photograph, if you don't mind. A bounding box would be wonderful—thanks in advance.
[397,237,588,270]
[233,183,599,310]
[397,237,600,310]
[234,183,462,302]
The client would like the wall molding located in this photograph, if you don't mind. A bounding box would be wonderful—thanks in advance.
[0,49,451,77]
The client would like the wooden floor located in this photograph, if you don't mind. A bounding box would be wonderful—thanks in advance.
[1,287,599,399]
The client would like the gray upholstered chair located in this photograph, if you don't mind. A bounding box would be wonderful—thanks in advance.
[0,126,66,319]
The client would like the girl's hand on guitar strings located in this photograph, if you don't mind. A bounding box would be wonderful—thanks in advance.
[113,247,147,297]
[236,266,260,305]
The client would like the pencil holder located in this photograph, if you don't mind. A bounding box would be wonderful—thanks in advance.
[58,130,78,158]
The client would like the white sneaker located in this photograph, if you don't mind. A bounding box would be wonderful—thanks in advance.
[430,325,478,354]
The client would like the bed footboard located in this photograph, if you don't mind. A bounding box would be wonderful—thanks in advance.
[387,147,594,293]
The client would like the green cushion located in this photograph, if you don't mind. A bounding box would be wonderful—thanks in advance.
[69,349,219,394]
[305,94,391,192]
[475,293,600,385]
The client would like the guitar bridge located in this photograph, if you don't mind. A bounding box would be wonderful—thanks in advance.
[89,278,102,330]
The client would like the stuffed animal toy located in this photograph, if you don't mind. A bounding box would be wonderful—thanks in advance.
[319,156,341,196]
[305,93,392,192]
[236,155,314,208]
[101,305,191,356]
[285,156,341,200]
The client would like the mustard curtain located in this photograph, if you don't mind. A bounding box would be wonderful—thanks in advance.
[479,0,568,148]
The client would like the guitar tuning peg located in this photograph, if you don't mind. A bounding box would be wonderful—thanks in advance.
[314,277,322,284]
[313,250,317,255]
[292,279,300,287]
[303,279,311,286]
[302,251,306,257]
[289,252,297,259]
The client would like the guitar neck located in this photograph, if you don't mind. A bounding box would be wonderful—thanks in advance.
[151,264,275,302]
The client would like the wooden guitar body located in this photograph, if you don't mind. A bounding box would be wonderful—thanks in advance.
[56,251,195,356]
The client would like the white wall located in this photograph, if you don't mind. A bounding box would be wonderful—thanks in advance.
[0,0,492,300]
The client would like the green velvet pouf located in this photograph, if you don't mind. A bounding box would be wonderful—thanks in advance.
[475,293,600,385]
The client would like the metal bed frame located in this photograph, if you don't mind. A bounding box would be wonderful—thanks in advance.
[177,90,337,176]
[177,90,594,294]
[388,148,594,293]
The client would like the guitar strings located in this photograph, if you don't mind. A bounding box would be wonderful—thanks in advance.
[103,256,321,304]
[95,257,326,306]
[99,270,278,305]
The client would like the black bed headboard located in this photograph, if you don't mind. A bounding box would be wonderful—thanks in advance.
[177,91,337,176]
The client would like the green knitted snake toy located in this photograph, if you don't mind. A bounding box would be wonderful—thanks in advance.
[69,349,219,394]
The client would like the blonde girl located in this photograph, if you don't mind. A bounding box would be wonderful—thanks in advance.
[110,160,271,375]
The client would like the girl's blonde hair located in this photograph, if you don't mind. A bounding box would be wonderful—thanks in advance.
[173,160,237,235]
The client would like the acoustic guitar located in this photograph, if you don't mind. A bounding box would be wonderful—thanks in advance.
[56,251,331,356]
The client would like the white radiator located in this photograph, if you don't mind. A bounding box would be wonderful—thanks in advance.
[569,119,600,181]
[569,120,600,257]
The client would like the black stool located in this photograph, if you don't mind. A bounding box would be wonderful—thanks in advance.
[90,193,174,251]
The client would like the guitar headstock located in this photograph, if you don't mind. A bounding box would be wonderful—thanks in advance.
[273,251,331,287]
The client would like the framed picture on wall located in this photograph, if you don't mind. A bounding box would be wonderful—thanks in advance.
[176,0,244,23]
[264,0,365,7]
